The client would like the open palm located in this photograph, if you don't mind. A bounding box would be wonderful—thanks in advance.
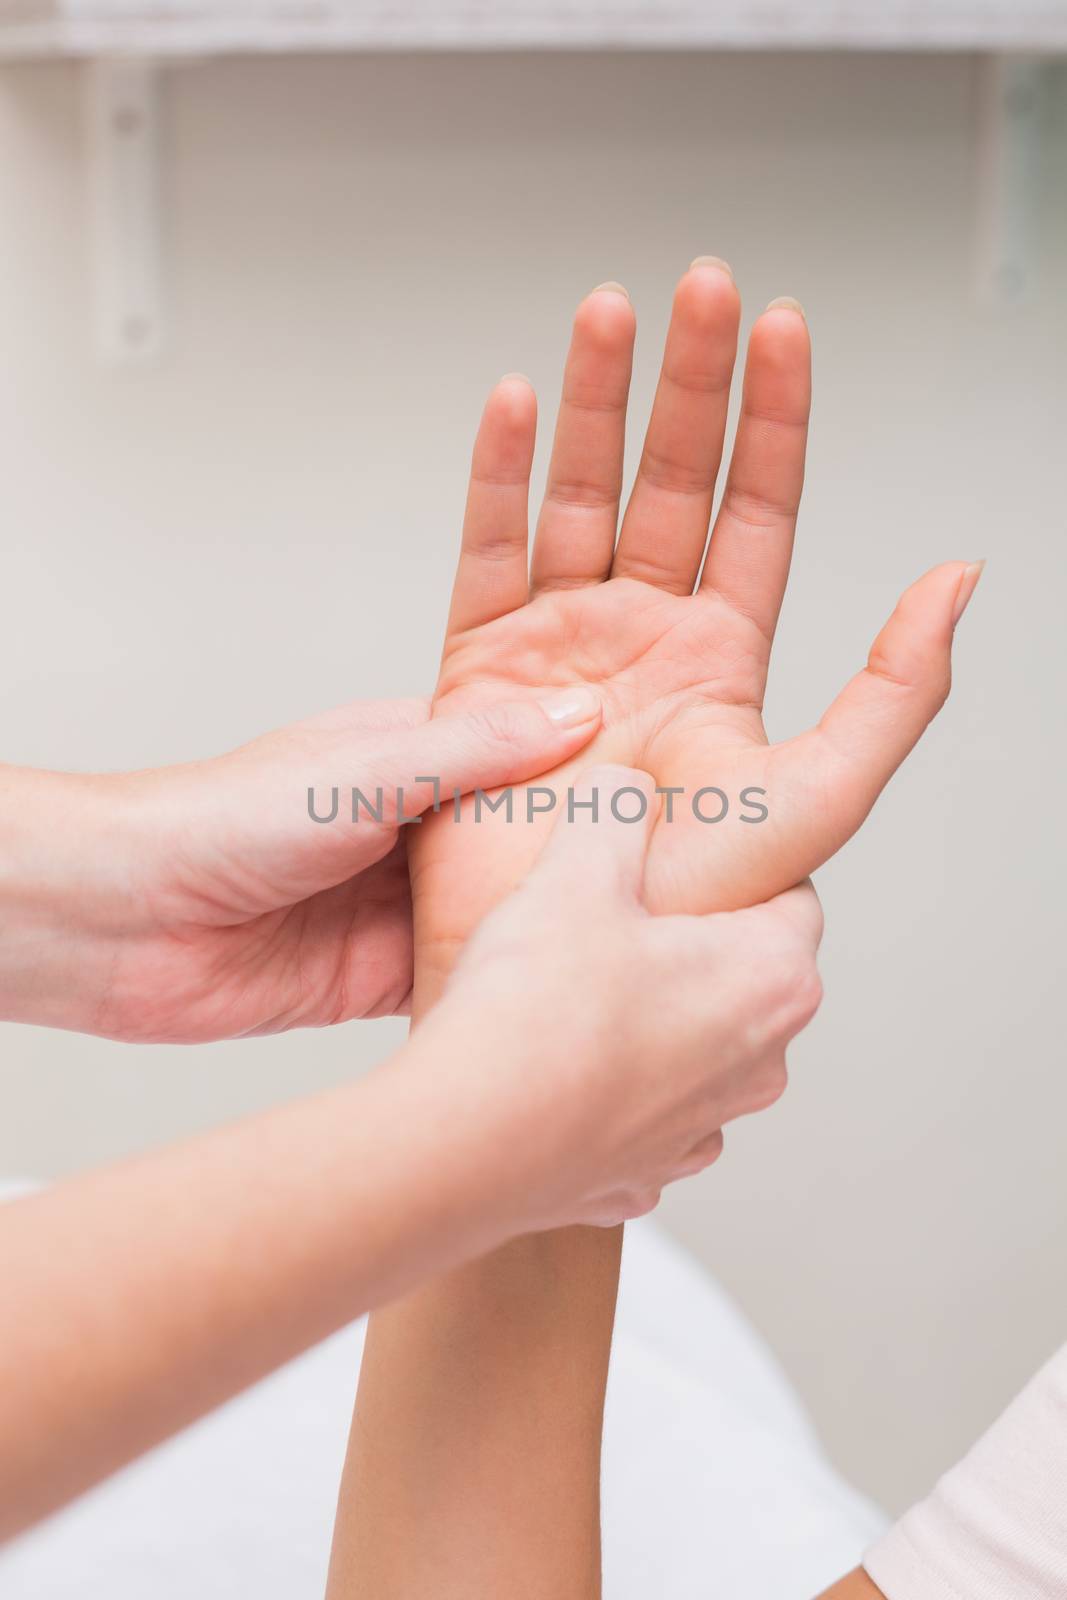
[413,264,980,1004]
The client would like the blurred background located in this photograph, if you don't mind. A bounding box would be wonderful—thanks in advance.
[1,11,1065,1517]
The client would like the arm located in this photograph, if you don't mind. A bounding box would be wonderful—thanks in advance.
[327,1227,622,1598]
[820,1576,887,1599]
[328,266,977,1596]
[330,927,624,1600]
[327,777,822,1599]
[0,1012,512,1540]
[1,771,821,1544]
[0,689,601,1040]
[330,881,620,1595]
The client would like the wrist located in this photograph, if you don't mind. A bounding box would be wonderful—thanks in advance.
[399,999,553,1240]
[405,984,594,1241]
[0,765,149,1029]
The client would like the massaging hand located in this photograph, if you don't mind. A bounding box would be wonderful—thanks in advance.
[412,263,982,1002]
[0,692,601,1041]
[0,764,821,1545]
[433,767,824,1229]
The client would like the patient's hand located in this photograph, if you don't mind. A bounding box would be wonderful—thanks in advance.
[413,265,981,1003]
[330,266,981,1600]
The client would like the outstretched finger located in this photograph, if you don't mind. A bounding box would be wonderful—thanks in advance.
[699,299,811,643]
[613,260,741,594]
[447,375,537,637]
[773,561,984,860]
[529,286,636,594]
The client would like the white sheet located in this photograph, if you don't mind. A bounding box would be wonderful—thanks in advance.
[0,1189,885,1598]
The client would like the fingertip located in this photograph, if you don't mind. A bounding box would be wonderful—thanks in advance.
[909,558,969,590]
[572,763,657,807]
[674,259,741,332]
[536,686,603,733]
[764,295,806,318]
[589,280,631,300]
[748,299,812,374]
[689,254,735,281]
[486,372,538,431]
[470,378,537,489]
[550,765,660,868]
[895,561,982,645]
[574,283,637,349]
[738,303,811,437]
[952,560,985,626]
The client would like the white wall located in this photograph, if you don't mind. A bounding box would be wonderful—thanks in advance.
[1,48,1065,1514]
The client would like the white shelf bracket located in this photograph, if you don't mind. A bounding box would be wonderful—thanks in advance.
[974,53,1047,305]
[86,58,165,365]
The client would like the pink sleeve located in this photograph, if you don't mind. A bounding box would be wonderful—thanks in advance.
[864,1341,1067,1600]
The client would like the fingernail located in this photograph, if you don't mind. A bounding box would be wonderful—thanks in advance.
[538,686,602,727]
[952,560,986,626]
[690,255,734,281]
[590,281,630,300]
[766,295,805,317]
[499,371,531,384]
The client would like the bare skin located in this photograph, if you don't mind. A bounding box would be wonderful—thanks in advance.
[328,264,981,1596]
[0,690,604,1039]
[413,273,978,1004]
[0,779,821,1541]
[820,1571,887,1598]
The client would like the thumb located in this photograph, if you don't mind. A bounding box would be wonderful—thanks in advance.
[776,560,983,856]
[530,764,659,906]
[160,689,602,924]
[368,688,603,823]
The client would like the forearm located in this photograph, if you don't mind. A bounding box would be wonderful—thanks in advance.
[0,765,147,1032]
[329,957,625,1600]
[818,1573,886,1599]
[329,1223,621,1599]
[0,1018,510,1541]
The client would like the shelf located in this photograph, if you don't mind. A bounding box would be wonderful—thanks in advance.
[5,12,1058,365]
[2,0,1066,61]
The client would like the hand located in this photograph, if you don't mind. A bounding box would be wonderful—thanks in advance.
[422,766,824,1231]
[0,765,819,1544]
[412,265,982,1001]
[0,690,601,1041]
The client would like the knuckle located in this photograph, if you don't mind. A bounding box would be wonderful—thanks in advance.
[776,955,823,1034]
[743,1051,790,1115]
[471,701,531,751]
[587,1184,660,1226]
[759,942,823,1037]
[679,1128,725,1176]
[793,964,824,1028]
[793,883,825,947]
[703,1128,725,1165]
[588,1211,623,1230]
[633,1187,662,1219]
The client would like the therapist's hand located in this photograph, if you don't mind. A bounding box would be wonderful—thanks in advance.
[0,691,601,1041]
[432,767,825,1231]
[0,769,820,1545]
